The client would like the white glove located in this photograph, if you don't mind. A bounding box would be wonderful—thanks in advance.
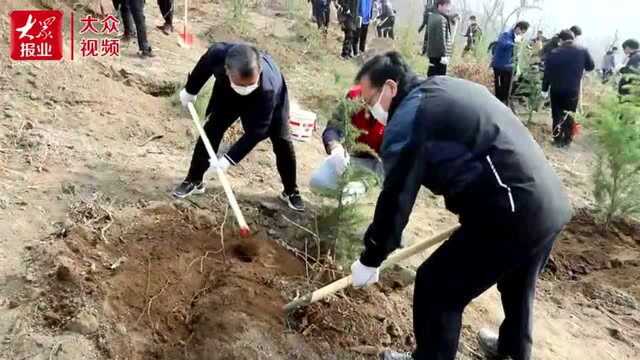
[440,56,450,65]
[541,91,549,99]
[180,88,197,108]
[351,260,380,288]
[328,144,350,175]
[210,156,231,172]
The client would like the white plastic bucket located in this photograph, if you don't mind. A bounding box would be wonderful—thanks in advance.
[289,106,317,142]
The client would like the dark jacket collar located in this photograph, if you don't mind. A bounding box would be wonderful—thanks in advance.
[389,75,424,121]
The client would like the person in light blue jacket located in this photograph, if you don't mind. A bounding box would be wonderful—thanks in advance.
[352,0,374,55]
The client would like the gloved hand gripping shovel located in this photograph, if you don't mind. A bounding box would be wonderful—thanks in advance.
[283,225,460,313]
[186,102,251,237]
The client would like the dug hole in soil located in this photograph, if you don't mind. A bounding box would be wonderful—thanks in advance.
[29,200,418,360]
[27,201,640,359]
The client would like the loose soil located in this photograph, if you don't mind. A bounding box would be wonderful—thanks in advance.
[1,0,639,359]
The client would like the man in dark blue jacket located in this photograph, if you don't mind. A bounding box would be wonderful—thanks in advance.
[543,30,594,147]
[349,52,572,360]
[174,43,304,212]
[491,21,530,105]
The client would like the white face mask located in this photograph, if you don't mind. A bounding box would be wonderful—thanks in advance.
[368,85,389,126]
[230,81,259,96]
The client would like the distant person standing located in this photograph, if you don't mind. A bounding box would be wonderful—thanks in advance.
[491,21,530,105]
[541,25,582,62]
[425,0,454,77]
[156,0,174,34]
[530,30,546,51]
[462,15,482,56]
[112,0,154,57]
[353,0,374,55]
[112,0,134,42]
[619,39,640,97]
[543,30,595,148]
[312,0,332,34]
[418,0,436,56]
[376,0,395,39]
[337,0,360,59]
[602,48,617,83]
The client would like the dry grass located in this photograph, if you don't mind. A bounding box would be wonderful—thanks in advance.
[449,60,494,93]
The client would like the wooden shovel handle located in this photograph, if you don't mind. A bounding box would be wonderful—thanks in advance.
[283,225,460,312]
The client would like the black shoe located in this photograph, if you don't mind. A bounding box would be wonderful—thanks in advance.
[156,23,174,35]
[172,181,205,199]
[279,191,305,212]
[139,48,155,58]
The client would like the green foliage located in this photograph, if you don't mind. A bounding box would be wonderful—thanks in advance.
[171,80,214,121]
[316,98,381,266]
[224,0,250,33]
[513,45,544,124]
[396,25,428,74]
[466,34,491,63]
[584,84,640,226]
[286,0,305,19]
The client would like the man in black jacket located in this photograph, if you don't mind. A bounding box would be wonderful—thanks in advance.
[543,30,595,147]
[349,52,572,360]
[174,43,305,212]
[619,38,640,97]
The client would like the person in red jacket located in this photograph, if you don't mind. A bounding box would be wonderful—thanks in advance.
[310,85,385,194]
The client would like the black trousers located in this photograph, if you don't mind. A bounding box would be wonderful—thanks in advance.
[550,91,579,146]
[494,69,514,105]
[353,24,369,54]
[185,112,299,194]
[427,57,447,77]
[112,0,132,34]
[157,0,173,26]
[314,1,330,30]
[341,27,355,57]
[113,0,150,51]
[412,224,558,360]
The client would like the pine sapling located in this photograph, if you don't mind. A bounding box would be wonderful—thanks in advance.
[583,83,640,227]
[317,97,381,265]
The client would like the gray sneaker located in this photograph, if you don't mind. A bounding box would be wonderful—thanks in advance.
[379,350,413,360]
[172,181,205,199]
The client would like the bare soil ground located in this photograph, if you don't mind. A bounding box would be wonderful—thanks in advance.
[1,1,639,359]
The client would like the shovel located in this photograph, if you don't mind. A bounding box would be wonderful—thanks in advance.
[178,0,194,47]
[186,102,250,237]
[283,225,460,313]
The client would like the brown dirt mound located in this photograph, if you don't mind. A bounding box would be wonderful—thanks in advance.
[30,200,430,359]
[543,210,640,340]
[31,202,324,359]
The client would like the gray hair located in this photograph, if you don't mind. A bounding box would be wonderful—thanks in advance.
[225,44,261,79]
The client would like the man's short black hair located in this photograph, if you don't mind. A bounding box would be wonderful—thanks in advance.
[558,30,575,42]
[469,15,477,20]
[515,21,530,32]
[622,39,640,51]
[356,51,413,88]
[225,44,261,79]
[570,25,582,37]
[436,0,451,7]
